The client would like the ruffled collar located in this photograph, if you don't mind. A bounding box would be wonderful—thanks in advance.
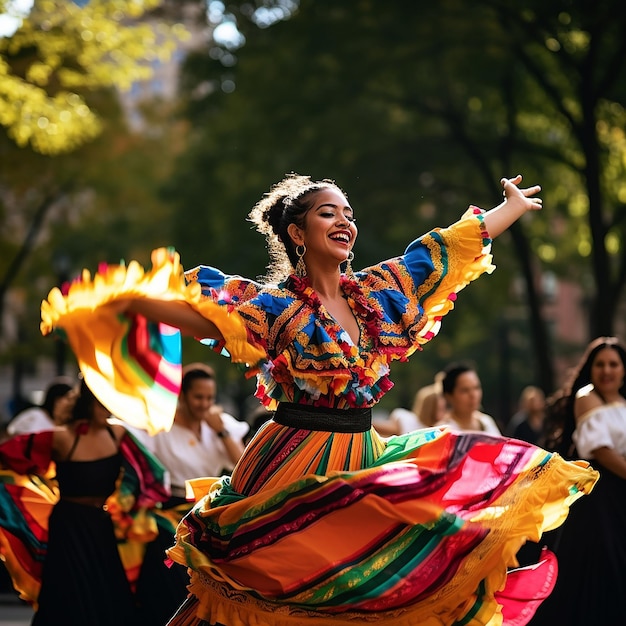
[288,274,383,347]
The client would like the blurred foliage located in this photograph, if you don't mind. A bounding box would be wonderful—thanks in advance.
[2,0,626,422]
[0,0,188,154]
[0,73,187,378]
[0,0,192,387]
[160,0,626,414]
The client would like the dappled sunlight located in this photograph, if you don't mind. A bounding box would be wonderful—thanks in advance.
[0,0,188,154]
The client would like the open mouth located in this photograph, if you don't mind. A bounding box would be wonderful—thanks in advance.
[330,232,351,244]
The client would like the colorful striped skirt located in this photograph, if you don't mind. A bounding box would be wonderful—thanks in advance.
[166,417,598,626]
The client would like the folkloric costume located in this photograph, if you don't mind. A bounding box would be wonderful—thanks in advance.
[0,429,171,624]
[38,208,598,626]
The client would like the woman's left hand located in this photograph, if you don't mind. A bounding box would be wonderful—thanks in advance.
[501,174,543,212]
[483,174,542,238]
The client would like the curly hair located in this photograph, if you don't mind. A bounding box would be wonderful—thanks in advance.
[248,173,347,283]
[543,336,626,458]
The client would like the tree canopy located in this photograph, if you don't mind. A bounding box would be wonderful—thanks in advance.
[0,0,187,154]
[161,0,626,411]
[0,0,190,392]
[2,0,626,420]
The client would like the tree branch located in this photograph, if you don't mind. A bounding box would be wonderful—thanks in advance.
[0,187,70,331]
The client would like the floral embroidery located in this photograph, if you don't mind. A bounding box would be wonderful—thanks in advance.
[187,213,491,410]
[289,274,384,352]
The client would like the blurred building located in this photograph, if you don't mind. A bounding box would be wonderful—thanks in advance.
[117,1,212,130]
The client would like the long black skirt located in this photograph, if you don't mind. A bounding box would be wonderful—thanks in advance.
[32,499,136,626]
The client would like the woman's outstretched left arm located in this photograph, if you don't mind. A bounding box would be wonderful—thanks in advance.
[483,175,542,238]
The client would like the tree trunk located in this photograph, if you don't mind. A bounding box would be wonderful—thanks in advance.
[0,191,64,336]
[507,222,555,393]
[580,88,613,337]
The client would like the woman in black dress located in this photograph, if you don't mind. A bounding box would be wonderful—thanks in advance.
[531,337,626,625]
[0,379,172,626]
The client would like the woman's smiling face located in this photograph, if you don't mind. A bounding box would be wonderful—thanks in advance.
[590,346,625,398]
[181,377,217,422]
[289,187,357,267]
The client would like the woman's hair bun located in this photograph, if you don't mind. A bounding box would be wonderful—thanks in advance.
[265,196,288,236]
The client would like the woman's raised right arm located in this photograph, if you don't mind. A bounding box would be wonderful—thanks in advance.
[127,298,224,341]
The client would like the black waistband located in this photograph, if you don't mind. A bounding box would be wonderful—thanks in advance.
[273,402,372,433]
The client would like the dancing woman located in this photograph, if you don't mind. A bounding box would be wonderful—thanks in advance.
[0,379,171,626]
[40,173,598,626]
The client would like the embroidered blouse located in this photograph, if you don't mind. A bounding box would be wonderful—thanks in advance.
[185,209,493,410]
[40,208,493,431]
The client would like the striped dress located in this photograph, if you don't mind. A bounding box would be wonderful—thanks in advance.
[38,209,598,626]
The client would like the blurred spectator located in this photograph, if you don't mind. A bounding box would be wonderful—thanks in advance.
[418,388,447,428]
[531,337,626,625]
[7,393,35,420]
[148,363,249,504]
[135,363,251,622]
[505,385,546,444]
[375,378,446,436]
[373,406,421,436]
[6,377,77,436]
[437,363,501,434]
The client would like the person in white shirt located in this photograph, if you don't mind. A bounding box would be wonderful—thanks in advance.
[148,363,249,503]
[532,336,626,625]
[437,363,501,435]
[6,377,77,436]
[375,375,447,436]
[133,364,251,623]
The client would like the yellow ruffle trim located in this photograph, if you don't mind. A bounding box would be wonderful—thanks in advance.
[40,248,266,434]
[41,247,266,367]
[41,248,185,333]
[169,453,598,626]
[415,211,495,345]
[183,570,493,626]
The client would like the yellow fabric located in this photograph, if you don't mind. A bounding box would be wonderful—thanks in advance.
[39,248,265,434]
[415,209,495,345]
[168,449,597,626]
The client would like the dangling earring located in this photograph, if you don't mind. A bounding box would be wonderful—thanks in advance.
[345,250,355,279]
[295,244,307,277]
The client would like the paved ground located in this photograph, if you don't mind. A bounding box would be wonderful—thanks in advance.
[0,594,33,626]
